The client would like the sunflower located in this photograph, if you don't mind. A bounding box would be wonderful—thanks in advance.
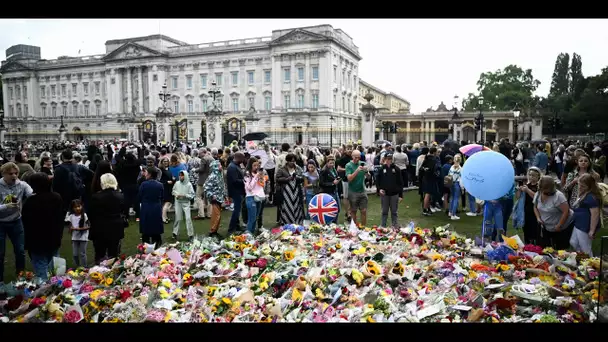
[90,272,103,282]
[284,250,295,261]
[392,262,405,276]
[89,289,103,300]
[498,264,510,272]
[366,261,381,276]
[183,273,192,281]
[105,278,114,286]
[222,297,232,306]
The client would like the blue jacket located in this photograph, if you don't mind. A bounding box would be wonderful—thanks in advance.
[532,152,549,170]
[226,161,245,198]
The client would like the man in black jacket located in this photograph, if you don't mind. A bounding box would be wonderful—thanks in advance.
[53,150,93,215]
[376,154,403,228]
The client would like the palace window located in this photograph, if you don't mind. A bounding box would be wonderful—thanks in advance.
[202,99,208,112]
[96,103,101,116]
[188,100,193,113]
[231,72,238,86]
[84,103,89,116]
[41,105,46,117]
[297,67,304,82]
[333,94,336,109]
[248,71,254,85]
[62,104,67,116]
[333,66,337,81]
[23,86,27,99]
[284,68,291,83]
[297,94,304,109]
[95,82,100,95]
[16,86,21,98]
[24,104,28,116]
[173,100,179,113]
[264,70,271,84]
[9,87,13,99]
[312,94,319,109]
[51,85,56,97]
[265,96,271,110]
[52,105,57,117]
[312,66,319,81]
[232,97,239,112]
[9,105,13,117]
[40,86,46,98]
[284,95,290,109]
[172,77,178,89]
[73,103,78,115]
[61,84,66,97]
[17,104,22,117]
[200,74,207,88]
[186,75,193,89]
[248,96,255,108]
[215,73,223,86]
[72,84,77,95]
[83,82,89,95]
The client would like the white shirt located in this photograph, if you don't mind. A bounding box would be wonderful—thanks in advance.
[69,213,89,241]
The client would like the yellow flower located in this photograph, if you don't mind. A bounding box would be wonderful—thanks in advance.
[222,297,232,306]
[351,269,364,285]
[431,254,444,261]
[90,289,103,300]
[161,279,172,288]
[105,278,114,286]
[499,264,510,272]
[160,259,169,265]
[353,247,366,255]
[292,288,303,302]
[164,311,172,322]
[90,272,103,281]
[468,271,478,279]
[259,281,269,291]
[366,261,381,276]
[366,316,376,323]
[284,250,295,261]
[336,243,342,249]
[183,273,192,281]
[207,286,218,296]
[315,288,325,299]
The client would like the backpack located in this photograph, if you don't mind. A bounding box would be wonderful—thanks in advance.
[61,164,85,199]
[444,175,453,188]
[516,150,523,162]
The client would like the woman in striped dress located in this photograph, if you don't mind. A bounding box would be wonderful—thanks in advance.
[275,153,305,225]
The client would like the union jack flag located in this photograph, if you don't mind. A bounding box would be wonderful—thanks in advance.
[308,193,339,225]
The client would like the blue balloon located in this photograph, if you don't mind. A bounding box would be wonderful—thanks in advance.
[461,151,514,201]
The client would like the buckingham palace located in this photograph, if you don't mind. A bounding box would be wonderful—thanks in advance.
[0,24,370,145]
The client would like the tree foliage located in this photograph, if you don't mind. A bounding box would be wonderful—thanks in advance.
[570,67,608,133]
[569,53,586,103]
[547,53,572,113]
[462,65,541,114]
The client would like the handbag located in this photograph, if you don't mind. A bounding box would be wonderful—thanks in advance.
[254,194,266,202]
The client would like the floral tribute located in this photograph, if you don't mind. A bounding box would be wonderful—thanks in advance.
[0,223,606,323]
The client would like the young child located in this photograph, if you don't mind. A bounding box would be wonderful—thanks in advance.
[69,199,89,267]
[172,170,196,241]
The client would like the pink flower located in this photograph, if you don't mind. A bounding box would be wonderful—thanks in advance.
[64,310,81,323]
[62,279,73,288]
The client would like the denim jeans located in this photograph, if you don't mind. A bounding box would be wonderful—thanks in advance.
[71,241,88,267]
[245,196,262,234]
[0,219,26,282]
[257,199,265,229]
[491,198,514,242]
[484,201,504,241]
[305,192,315,220]
[450,183,461,216]
[228,193,243,233]
[468,193,477,213]
[29,249,59,281]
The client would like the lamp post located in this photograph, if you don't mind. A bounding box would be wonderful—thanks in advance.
[203,79,224,147]
[513,103,521,142]
[157,81,172,144]
[329,116,335,148]
[450,95,460,140]
[476,96,485,143]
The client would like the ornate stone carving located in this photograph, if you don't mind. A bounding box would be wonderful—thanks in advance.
[208,124,216,144]
[123,45,142,58]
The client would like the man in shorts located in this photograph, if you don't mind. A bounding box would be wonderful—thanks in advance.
[345,150,369,226]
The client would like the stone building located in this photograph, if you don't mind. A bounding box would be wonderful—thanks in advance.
[1,24,364,146]
[375,102,544,144]
[359,79,410,114]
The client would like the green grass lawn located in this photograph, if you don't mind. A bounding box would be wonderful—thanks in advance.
[2,191,607,283]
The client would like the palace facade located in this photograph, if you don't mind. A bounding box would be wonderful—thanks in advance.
[1,24,367,145]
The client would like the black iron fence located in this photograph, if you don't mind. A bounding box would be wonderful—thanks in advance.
[266,128,361,148]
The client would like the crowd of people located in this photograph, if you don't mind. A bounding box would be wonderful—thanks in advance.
[0,136,606,283]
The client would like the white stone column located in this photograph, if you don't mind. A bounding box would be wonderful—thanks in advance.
[430,120,435,143]
[272,56,281,110]
[138,67,144,114]
[2,80,8,117]
[116,69,123,113]
[406,121,411,143]
[305,53,311,108]
[126,68,133,114]
[361,114,375,148]
[508,119,514,142]
[105,70,112,114]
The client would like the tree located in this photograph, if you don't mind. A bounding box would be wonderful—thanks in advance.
[569,53,586,103]
[547,53,572,113]
[569,67,608,133]
[462,65,541,113]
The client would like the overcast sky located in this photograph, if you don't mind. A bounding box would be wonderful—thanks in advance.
[2,19,608,113]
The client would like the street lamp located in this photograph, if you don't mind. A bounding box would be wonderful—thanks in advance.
[329,116,335,148]
[449,95,460,139]
[156,81,173,144]
[476,95,485,143]
[513,103,521,142]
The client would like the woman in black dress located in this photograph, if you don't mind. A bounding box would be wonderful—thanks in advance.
[158,156,174,224]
